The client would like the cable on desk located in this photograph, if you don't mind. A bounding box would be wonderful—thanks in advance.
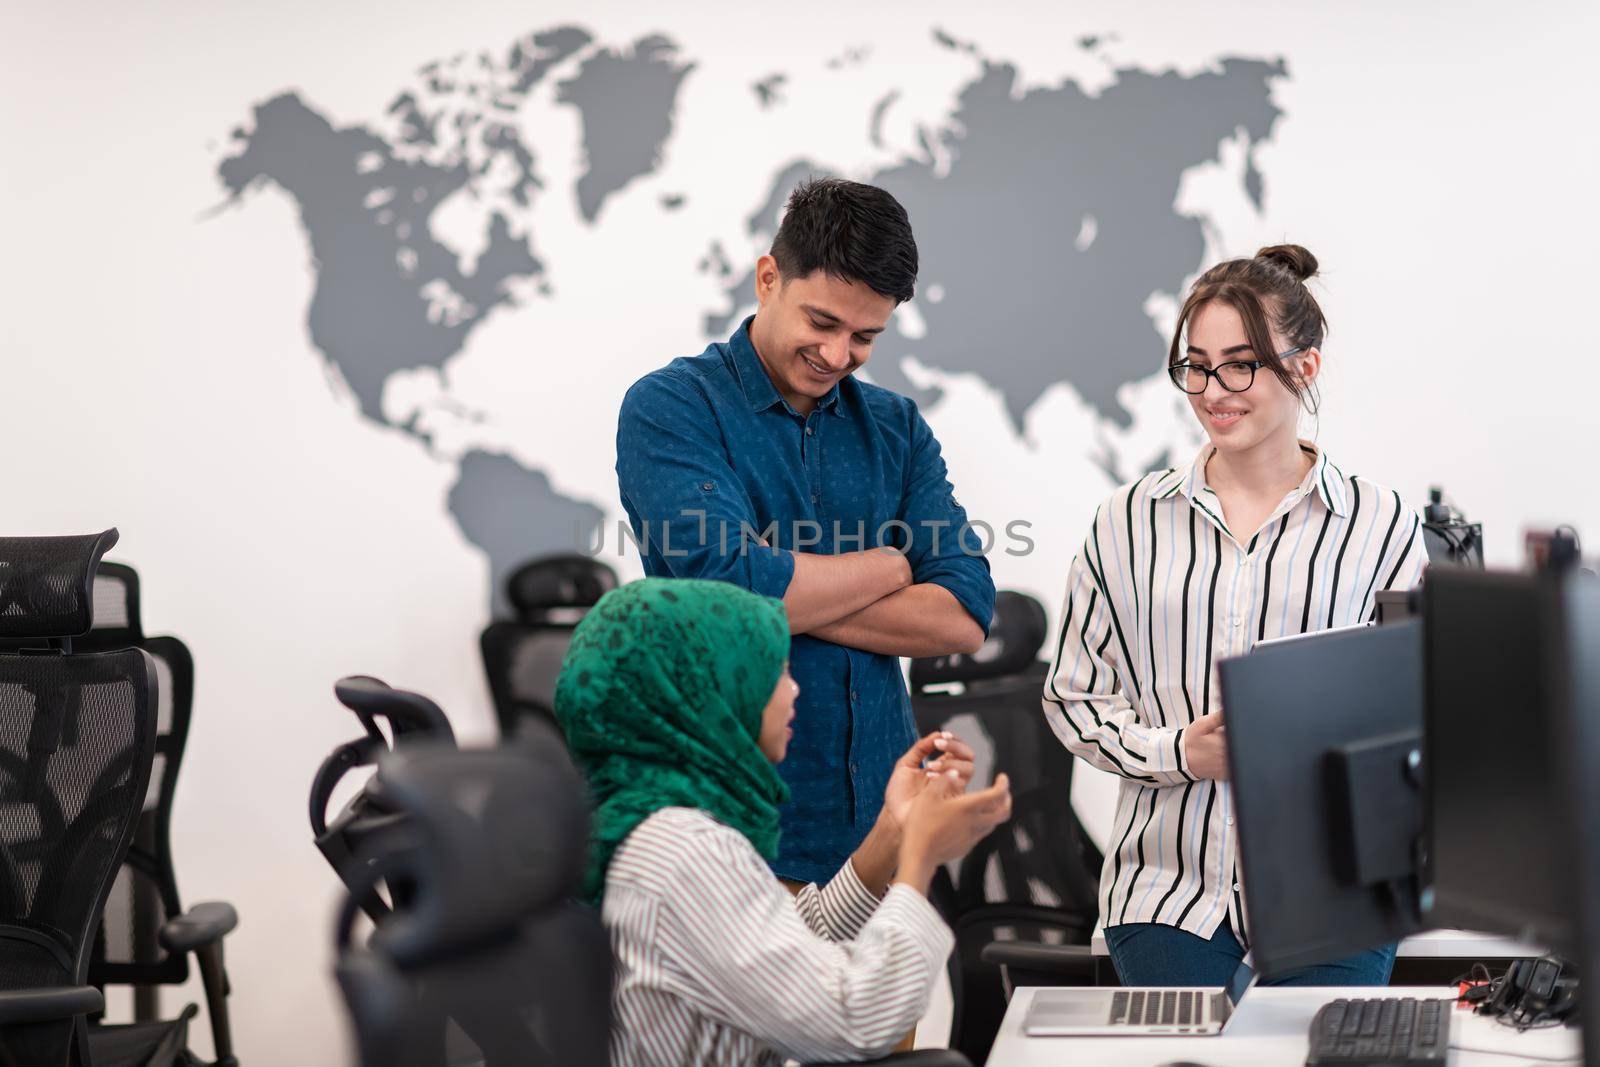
[1445,1045,1579,1064]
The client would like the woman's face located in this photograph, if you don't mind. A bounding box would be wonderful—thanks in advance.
[757,666,799,763]
[1182,300,1318,456]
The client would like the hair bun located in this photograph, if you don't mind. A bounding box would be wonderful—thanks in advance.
[1255,244,1318,282]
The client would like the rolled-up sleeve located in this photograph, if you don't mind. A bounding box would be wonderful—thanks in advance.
[616,372,794,599]
[897,407,996,635]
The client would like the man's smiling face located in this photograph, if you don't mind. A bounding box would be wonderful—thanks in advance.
[748,253,896,414]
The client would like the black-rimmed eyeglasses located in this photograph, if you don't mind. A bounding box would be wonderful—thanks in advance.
[1168,347,1305,394]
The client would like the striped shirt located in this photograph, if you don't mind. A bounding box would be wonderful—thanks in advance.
[604,807,953,1066]
[1042,442,1428,942]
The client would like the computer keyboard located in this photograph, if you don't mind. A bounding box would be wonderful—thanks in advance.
[1307,997,1450,1065]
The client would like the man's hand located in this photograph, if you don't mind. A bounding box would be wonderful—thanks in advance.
[1183,712,1229,780]
[882,731,977,832]
[894,772,1013,895]
[882,545,913,586]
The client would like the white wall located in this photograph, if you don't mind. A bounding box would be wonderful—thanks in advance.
[3,1,1597,1060]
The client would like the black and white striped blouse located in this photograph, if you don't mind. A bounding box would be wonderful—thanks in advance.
[604,807,952,1066]
[1042,443,1428,941]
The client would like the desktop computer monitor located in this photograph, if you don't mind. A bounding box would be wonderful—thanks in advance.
[1220,621,1427,977]
[1419,568,1577,957]
[1551,571,1600,1067]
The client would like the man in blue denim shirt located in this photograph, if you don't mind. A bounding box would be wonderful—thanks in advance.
[615,179,996,883]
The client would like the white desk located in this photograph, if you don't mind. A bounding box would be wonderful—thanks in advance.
[1089,926,1545,959]
[987,985,1583,1066]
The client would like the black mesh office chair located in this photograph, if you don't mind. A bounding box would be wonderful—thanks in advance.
[310,676,457,924]
[326,692,971,1067]
[57,562,239,1066]
[908,590,1103,1064]
[479,556,617,737]
[0,529,189,1065]
[333,726,612,1067]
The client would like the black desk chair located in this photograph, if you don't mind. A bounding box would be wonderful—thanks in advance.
[909,590,1102,1064]
[310,676,457,924]
[479,556,616,738]
[327,694,970,1067]
[333,727,612,1067]
[0,529,192,1065]
[64,561,239,1066]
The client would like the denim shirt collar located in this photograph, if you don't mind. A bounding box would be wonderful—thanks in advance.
[730,316,844,417]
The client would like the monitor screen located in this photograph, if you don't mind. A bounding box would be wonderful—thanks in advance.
[1420,568,1576,956]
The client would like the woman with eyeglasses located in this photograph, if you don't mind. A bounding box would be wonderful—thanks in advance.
[1042,244,1428,987]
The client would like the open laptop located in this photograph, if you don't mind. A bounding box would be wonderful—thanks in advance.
[1023,960,1255,1037]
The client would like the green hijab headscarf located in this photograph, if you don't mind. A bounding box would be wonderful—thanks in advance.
[554,577,792,904]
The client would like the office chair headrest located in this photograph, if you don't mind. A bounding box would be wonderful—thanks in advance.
[86,561,144,643]
[0,528,119,641]
[505,555,619,619]
[334,675,456,746]
[366,723,590,966]
[910,589,1048,689]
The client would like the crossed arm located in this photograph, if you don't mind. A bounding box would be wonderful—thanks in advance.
[787,552,985,657]
[616,375,991,659]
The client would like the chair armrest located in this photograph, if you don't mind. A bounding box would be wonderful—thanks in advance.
[0,985,104,1024]
[978,941,1094,972]
[159,901,239,954]
[808,1053,972,1067]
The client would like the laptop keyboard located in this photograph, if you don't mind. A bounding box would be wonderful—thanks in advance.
[1110,989,1209,1027]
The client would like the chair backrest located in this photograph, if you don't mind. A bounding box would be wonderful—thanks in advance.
[58,562,199,993]
[910,588,1049,690]
[334,724,610,1067]
[310,677,458,923]
[479,555,617,738]
[922,662,1103,921]
[909,590,1103,1063]
[0,530,157,1062]
[911,591,1102,918]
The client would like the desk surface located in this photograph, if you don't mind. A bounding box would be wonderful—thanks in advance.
[1089,926,1547,959]
[987,986,1582,1067]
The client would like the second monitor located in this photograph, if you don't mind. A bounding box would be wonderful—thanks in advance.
[1420,567,1577,956]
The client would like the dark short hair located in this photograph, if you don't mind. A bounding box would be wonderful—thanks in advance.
[769,178,918,303]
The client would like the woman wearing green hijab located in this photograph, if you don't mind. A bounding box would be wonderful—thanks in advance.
[556,577,1012,1067]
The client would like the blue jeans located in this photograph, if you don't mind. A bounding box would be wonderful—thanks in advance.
[1105,920,1397,987]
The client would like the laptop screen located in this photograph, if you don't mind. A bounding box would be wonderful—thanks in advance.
[1224,961,1255,1009]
